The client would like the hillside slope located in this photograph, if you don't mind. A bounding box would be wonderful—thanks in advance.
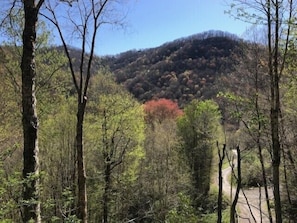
[103,30,245,106]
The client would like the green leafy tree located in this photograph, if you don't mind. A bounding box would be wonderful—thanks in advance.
[39,97,77,222]
[177,99,222,205]
[132,99,191,222]
[165,193,199,223]
[0,76,22,220]
[84,73,145,222]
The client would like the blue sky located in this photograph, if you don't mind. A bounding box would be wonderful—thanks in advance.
[94,0,249,55]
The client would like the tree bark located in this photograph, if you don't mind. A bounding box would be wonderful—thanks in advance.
[217,143,226,223]
[103,161,111,223]
[267,1,282,222]
[230,146,241,223]
[76,101,88,223]
[102,108,110,223]
[21,1,43,222]
[253,39,273,223]
[257,143,273,223]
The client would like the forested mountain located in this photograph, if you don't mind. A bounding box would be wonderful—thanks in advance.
[2,0,297,221]
[102,30,244,106]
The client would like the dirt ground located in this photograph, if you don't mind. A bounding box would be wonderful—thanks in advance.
[221,150,274,223]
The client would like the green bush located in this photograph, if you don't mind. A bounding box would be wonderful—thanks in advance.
[199,208,230,223]
[165,193,199,223]
[241,151,271,187]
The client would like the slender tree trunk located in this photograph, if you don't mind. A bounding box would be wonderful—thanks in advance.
[267,1,282,222]
[230,146,241,223]
[76,102,87,223]
[280,110,292,207]
[217,143,226,223]
[103,161,111,223]
[102,108,110,223]
[282,147,292,206]
[21,1,43,222]
[258,144,273,223]
[253,39,273,223]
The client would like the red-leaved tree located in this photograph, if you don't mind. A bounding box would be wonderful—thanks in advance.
[143,98,183,123]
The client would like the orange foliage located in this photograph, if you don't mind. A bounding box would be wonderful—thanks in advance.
[143,98,183,123]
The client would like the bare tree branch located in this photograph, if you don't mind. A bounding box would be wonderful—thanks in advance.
[40,7,80,94]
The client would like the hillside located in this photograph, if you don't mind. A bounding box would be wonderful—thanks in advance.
[103,30,245,106]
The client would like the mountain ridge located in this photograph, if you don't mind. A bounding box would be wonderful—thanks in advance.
[102,30,246,106]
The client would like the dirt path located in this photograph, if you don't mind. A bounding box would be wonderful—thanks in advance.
[222,150,273,223]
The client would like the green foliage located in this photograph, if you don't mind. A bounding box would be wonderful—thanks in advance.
[0,67,23,221]
[178,99,221,141]
[87,92,145,173]
[0,9,69,121]
[227,2,265,25]
[0,163,22,221]
[217,91,247,120]
[46,187,80,223]
[200,186,228,214]
[177,99,222,197]
[199,208,230,223]
[39,97,77,221]
[281,84,297,220]
[0,8,52,48]
[241,152,263,187]
[0,220,14,223]
[218,90,268,132]
[85,74,146,222]
[132,117,192,222]
[165,193,199,223]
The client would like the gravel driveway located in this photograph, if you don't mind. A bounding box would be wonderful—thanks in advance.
[221,150,274,223]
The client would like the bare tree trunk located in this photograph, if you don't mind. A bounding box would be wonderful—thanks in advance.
[280,109,292,208]
[76,102,87,223]
[267,1,282,222]
[282,147,292,206]
[103,161,111,223]
[230,146,241,223]
[253,42,273,223]
[217,143,226,223]
[21,1,44,222]
[258,143,273,223]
